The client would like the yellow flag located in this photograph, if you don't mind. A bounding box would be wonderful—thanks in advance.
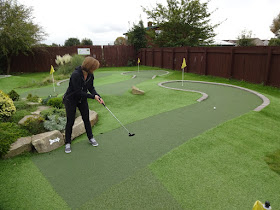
[181,58,187,69]
[50,65,55,74]
[138,58,140,64]
[252,200,264,210]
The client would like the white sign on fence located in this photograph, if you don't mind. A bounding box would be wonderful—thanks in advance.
[78,48,90,55]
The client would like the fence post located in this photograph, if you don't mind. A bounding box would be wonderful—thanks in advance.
[152,48,154,67]
[203,48,208,75]
[172,48,175,70]
[144,49,146,66]
[228,47,234,78]
[186,47,189,73]
[264,47,272,85]
[161,48,164,68]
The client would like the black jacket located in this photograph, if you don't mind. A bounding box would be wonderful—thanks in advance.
[64,66,100,103]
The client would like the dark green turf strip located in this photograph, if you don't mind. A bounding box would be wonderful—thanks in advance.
[32,81,262,208]
[80,168,183,210]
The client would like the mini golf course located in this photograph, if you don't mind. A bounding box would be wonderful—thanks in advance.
[15,69,275,209]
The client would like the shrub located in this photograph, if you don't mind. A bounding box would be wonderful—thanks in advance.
[47,97,64,109]
[43,115,66,131]
[127,59,136,67]
[26,93,40,103]
[42,95,56,105]
[0,90,16,120]
[55,54,72,66]
[0,122,30,158]
[22,116,46,135]
[41,107,66,120]
[268,38,280,46]
[56,54,84,75]
[8,90,20,101]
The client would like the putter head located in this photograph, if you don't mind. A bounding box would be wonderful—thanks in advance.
[129,133,135,137]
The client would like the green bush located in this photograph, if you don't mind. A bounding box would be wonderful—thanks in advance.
[268,38,280,46]
[13,100,33,110]
[0,90,16,120]
[41,107,66,120]
[42,95,56,105]
[127,59,136,67]
[22,116,46,135]
[43,115,66,131]
[47,97,64,109]
[0,122,30,158]
[56,54,85,75]
[8,90,20,101]
[26,93,40,103]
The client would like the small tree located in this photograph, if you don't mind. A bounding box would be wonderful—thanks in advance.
[237,30,256,46]
[81,38,93,45]
[64,38,80,46]
[270,12,280,38]
[269,13,280,46]
[0,0,46,74]
[127,20,147,52]
[143,0,217,47]
[114,37,127,45]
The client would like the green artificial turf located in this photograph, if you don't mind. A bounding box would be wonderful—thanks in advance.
[0,154,69,210]
[31,76,262,208]
[265,148,280,175]
[0,67,279,209]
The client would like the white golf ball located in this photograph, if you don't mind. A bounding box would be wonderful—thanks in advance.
[214,107,216,110]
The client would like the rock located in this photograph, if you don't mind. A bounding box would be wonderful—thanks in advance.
[31,105,50,115]
[132,86,145,95]
[18,115,41,125]
[26,102,40,105]
[71,110,98,140]
[4,136,32,158]
[32,130,64,153]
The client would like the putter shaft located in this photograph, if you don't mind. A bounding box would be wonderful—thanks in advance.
[103,104,134,136]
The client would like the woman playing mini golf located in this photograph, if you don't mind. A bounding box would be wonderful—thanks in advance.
[63,56,104,153]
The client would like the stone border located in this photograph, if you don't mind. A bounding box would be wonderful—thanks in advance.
[158,80,270,111]
[121,70,170,79]
[158,81,208,102]
[0,75,12,79]
[57,79,69,86]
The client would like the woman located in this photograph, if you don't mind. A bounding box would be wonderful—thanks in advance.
[63,56,104,154]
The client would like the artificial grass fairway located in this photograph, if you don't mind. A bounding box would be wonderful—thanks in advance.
[0,67,279,209]
[31,79,262,208]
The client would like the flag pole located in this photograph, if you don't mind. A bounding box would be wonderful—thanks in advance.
[52,73,56,93]
[50,65,56,93]
[181,58,187,87]
[182,67,184,86]
[138,58,140,73]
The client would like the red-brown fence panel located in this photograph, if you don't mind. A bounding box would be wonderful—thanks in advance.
[140,46,280,88]
[10,45,135,73]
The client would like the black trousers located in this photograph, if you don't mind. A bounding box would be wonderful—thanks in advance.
[64,99,93,144]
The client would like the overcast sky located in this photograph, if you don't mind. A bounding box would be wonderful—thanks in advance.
[18,0,280,45]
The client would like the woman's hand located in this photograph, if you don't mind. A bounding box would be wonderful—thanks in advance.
[95,95,105,105]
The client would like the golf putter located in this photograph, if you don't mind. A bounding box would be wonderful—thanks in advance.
[100,99,135,137]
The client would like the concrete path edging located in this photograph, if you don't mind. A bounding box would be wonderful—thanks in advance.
[158,81,208,102]
[158,80,270,111]
[121,70,170,79]
[0,75,12,79]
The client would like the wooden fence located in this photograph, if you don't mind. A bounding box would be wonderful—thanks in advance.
[139,46,280,88]
[10,45,136,73]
